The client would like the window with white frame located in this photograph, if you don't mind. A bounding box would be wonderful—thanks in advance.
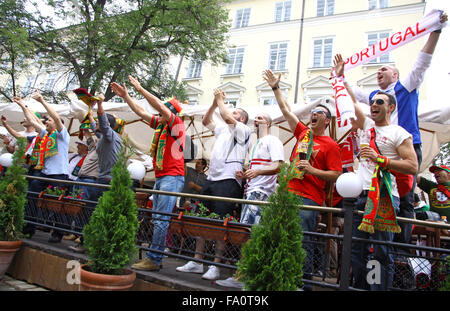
[313,37,333,68]
[275,1,291,22]
[269,42,288,71]
[262,97,278,106]
[22,76,35,96]
[186,59,203,79]
[368,0,388,10]
[226,47,245,75]
[368,32,390,63]
[43,73,56,91]
[235,8,251,28]
[317,0,335,17]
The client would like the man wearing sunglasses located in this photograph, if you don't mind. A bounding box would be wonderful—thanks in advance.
[333,12,447,247]
[264,69,342,290]
[335,53,418,290]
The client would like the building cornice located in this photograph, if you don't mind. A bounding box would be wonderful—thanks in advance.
[228,3,425,36]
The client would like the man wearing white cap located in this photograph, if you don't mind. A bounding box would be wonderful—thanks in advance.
[68,139,89,181]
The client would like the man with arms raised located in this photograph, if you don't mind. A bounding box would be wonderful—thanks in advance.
[335,54,418,290]
[264,69,342,290]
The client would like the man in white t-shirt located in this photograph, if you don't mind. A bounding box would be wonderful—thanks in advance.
[334,12,447,245]
[13,92,70,243]
[335,53,418,290]
[176,88,251,281]
[216,112,284,289]
[236,112,284,225]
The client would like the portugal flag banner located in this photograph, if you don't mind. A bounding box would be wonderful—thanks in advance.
[343,9,446,72]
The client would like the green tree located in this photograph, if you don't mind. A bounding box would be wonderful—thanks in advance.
[0,0,36,101]
[0,138,28,241]
[17,0,231,101]
[82,140,139,275]
[237,163,306,291]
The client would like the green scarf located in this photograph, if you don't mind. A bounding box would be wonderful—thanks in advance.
[358,128,401,234]
[150,123,168,171]
[30,130,58,170]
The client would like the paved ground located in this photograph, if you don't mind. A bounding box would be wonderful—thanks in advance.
[0,275,49,291]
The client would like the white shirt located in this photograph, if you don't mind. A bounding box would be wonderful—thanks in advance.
[208,122,251,185]
[40,127,70,176]
[246,134,284,196]
[357,118,411,198]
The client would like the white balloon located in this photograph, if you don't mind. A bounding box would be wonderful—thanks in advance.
[127,161,146,180]
[0,153,13,167]
[336,172,363,198]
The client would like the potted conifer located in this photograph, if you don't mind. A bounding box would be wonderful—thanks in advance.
[79,141,139,291]
[237,163,306,290]
[0,138,28,277]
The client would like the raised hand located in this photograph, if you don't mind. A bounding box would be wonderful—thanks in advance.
[12,96,25,107]
[32,90,44,103]
[263,69,281,89]
[440,12,448,24]
[110,82,128,98]
[214,88,226,101]
[97,93,105,104]
[333,54,345,77]
[128,75,143,92]
[1,115,6,124]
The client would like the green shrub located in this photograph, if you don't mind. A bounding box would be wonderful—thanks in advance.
[237,163,306,290]
[82,141,139,275]
[0,138,28,241]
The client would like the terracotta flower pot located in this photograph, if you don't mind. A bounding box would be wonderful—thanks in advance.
[0,240,22,276]
[79,264,136,291]
[170,212,251,245]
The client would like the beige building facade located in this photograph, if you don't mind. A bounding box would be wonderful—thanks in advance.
[177,0,428,109]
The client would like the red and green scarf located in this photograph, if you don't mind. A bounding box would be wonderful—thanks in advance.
[30,130,58,170]
[291,129,314,179]
[150,122,168,171]
[358,128,401,234]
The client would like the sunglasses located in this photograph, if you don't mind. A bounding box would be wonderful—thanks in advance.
[310,108,327,115]
[369,98,386,106]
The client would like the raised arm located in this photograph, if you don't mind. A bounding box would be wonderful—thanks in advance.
[202,96,217,130]
[334,54,365,130]
[422,12,447,55]
[263,69,299,132]
[214,88,236,127]
[110,81,155,124]
[1,115,23,139]
[12,96,45,132]
[127,75,173,123]
[32,91,64,132]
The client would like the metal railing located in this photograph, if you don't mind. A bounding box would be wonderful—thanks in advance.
[23,175,450,291]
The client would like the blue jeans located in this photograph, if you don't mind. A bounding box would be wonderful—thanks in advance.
[351,194,400,291]
[297,196,319,281]
[240,191,268,225]
[146,175,184,265]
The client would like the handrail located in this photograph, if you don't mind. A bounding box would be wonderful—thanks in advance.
[25,174,450,230]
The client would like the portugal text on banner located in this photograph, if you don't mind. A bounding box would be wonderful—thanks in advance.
[343,9,446,72]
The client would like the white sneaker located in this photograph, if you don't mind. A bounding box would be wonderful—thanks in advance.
[215,277,244,289]
[176,261,204,274]
[202,265,220,280]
